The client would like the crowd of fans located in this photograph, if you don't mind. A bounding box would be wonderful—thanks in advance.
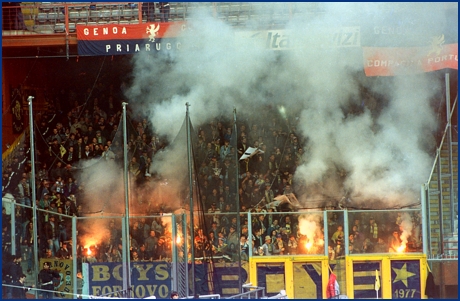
[2,58,424,299]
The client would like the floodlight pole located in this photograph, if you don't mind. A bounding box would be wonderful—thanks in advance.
[28,96,40,298]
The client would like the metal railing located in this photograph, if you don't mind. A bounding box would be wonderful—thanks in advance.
[225,284,266,299]
[2,2,330,36]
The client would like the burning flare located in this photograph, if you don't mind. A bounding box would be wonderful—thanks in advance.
[397,244,406,253]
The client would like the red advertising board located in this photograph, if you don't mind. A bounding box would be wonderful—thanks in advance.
[363,43,458,76]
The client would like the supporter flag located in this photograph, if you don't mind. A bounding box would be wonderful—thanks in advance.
[239,147,264,161]
[76,22,187,56]
[60,145,67,157]
[375,270,380,291]
[326,272,340,299]
[425,270,436,298]
[375,269,380,298]
[267,193,301,209]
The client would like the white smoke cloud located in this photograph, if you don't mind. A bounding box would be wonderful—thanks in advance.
[120,3,453,209]
[399,212,414,249]
[298,213,322,239]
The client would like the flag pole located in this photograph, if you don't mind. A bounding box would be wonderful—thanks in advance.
[375,270,380,299]
[233,108,242,294]
[122,102,131,297]
[28,96,40,299]
[186,103,196,296]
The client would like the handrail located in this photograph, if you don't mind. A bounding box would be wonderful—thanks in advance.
[425,94,458,186]
[225,285,266,299]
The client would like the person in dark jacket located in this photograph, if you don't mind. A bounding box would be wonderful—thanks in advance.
[4,255,24,298]
[11,273,34,299]
[38,262,60,299]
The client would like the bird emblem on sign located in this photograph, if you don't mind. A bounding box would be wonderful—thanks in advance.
[146,24,161,42]
[427,34,445,57]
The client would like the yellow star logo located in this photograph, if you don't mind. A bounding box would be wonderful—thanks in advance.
[392,263,416,287]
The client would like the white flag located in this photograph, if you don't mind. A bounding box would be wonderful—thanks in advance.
[239,147,264,161]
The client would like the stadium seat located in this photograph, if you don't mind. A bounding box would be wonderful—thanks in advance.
[69,11,80,22]
[54,23,65,33]
[132,9,139,20]
[174,6,186,19]
[90,10,100,21]
[79,10,89,21]
[37,13,48,24]
[39,2,53,12]
[227,15,238,26]
[100,10,111,20]
[111,9,121,20]
[122,9,133,20]
[57,12,65,23]
[228,3,241,16]
[47,12,58,23]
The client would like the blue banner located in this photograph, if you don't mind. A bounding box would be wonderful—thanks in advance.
[256,263,286,297]
[353,261,381,299]
[390,260,421,299]
[88,262,171,299]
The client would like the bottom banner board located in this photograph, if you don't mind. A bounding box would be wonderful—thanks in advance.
[88,261,249,299]
[390,260,421,299]
[195,262,249,296]
[89,262,171,299]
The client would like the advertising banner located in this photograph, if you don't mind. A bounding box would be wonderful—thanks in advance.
[236,26,361,50]
[88,262,171,299]
[363,42,458,76]
[76,22,186,56]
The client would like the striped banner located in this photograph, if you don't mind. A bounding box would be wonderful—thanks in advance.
[353,261,381,299]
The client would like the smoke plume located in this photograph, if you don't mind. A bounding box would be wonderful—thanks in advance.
[78,3,455,218]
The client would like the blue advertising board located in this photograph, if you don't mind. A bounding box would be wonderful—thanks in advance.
[88,262,171,299]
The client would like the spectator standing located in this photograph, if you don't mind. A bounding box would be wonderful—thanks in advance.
[287,234,298,255]
[44,215,60,256]
[57,241,71,259]
[374,237,388,253]
[159,2,170,22]
[261,235,274,255]
[367,217,379,243]
[11,273,33,299]
[273,234,285,255]
[145,230,158,260]
[38,262,60,299]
